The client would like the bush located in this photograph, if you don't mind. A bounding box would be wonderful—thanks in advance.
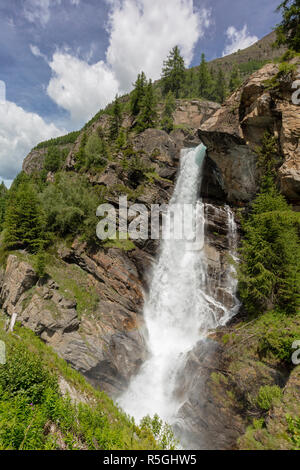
[256,385,283,411]
[257,310,300,362]
[44,146,62,173]
[4,182,46,253]
[40,173,104,243]
[0,343,57,404]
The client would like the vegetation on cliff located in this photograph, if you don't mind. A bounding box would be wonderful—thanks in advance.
[0,321,177,450]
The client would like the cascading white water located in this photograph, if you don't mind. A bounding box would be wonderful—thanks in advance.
[119,144,239,426]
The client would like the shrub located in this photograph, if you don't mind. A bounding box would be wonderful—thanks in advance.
[256,385,283,411]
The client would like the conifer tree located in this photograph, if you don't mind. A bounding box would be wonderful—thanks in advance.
[161,46,185,98]
[0,182,8,231]
[136,80,158,132]
[229,65,242,92]
[4,183,45,253]
[198,53,212,98]
[161,91,176,133]
[109,95,122,140]
[215,68,228,103]
[275,0,300,52]
[130,72,147,116]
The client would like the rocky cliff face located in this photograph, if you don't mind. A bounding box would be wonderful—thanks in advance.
[6,61,300,449]
[199,60,300,206]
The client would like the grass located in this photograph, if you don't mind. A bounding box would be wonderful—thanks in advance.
[0,319,163,450]
[46,255,99,319]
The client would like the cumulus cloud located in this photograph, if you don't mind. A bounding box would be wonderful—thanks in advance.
[0,101,63,180]
[45,0,210,125]
[106,0,210,91]
[47,52,119,125]
[222,25,258,57]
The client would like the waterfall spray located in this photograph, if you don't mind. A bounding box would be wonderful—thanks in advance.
[119,144,239,433]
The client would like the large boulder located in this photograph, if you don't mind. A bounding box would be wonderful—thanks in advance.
[199,60,300,205]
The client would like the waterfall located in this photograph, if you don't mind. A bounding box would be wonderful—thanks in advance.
[118,144,239,431]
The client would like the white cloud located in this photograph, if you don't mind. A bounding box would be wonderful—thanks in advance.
[24,0,80,26]
[45,0,210,125]
[0,101,63,179]
[30,44,47,61]
[47,52,119,125]
[222,25,258,57]
[24,0,61,27]
[106,0,210,92]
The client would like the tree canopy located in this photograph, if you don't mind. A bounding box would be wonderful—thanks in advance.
[275,0,300,52]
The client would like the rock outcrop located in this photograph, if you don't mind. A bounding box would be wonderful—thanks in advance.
[0,253,146,397]
[199,60,300,205]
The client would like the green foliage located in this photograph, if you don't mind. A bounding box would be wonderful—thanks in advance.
[47,257,99,319]
[215,68,228,103]
[229,65,242,92]
[161,91,176,133]
[275,0,300,52]
[130,72,147,116]
[161,46,185,98]
[257,310,300,362]
[109,95,122,141]
[75,132,88,169]
[34,249,47,279]
[198,53,215,99]
[140,414,178,450]
[136,80,158,132]
[238,133,300,315]
[34,131,80,150]
[44,146,62,173]
[0,182,8,231]
[238,191,300,315]
[238,59,269,75]
[287,415,300,448]
[40,173,104,243]
[85,133,109,170]
[256,385,283,410]
[264,62,297,89]
[256,132,282,177]
[123,153,153,189]
[0,342,57,404]
[4,182,46,253]
[0,324,161,450]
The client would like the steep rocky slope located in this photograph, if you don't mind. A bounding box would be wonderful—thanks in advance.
[199,59,300,206]
[1,57,299,449]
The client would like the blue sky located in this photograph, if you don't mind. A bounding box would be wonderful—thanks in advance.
[0,0,281,184]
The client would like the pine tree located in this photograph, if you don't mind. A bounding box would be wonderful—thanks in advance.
[229,65,242,92]
[275,0,300,52]
[4,183,45,253]
[0,182,8,231]
[109,95,122,141]
[130,72,147,116]
[215,68,228,103]
[161,46,185,98]
[198,53,212,98]
[136,80,158,132]
[161,91,176,133]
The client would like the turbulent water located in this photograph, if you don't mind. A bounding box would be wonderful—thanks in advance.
[119,144,239,428]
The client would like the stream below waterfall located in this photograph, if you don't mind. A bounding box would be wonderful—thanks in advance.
[118,144,240,446]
